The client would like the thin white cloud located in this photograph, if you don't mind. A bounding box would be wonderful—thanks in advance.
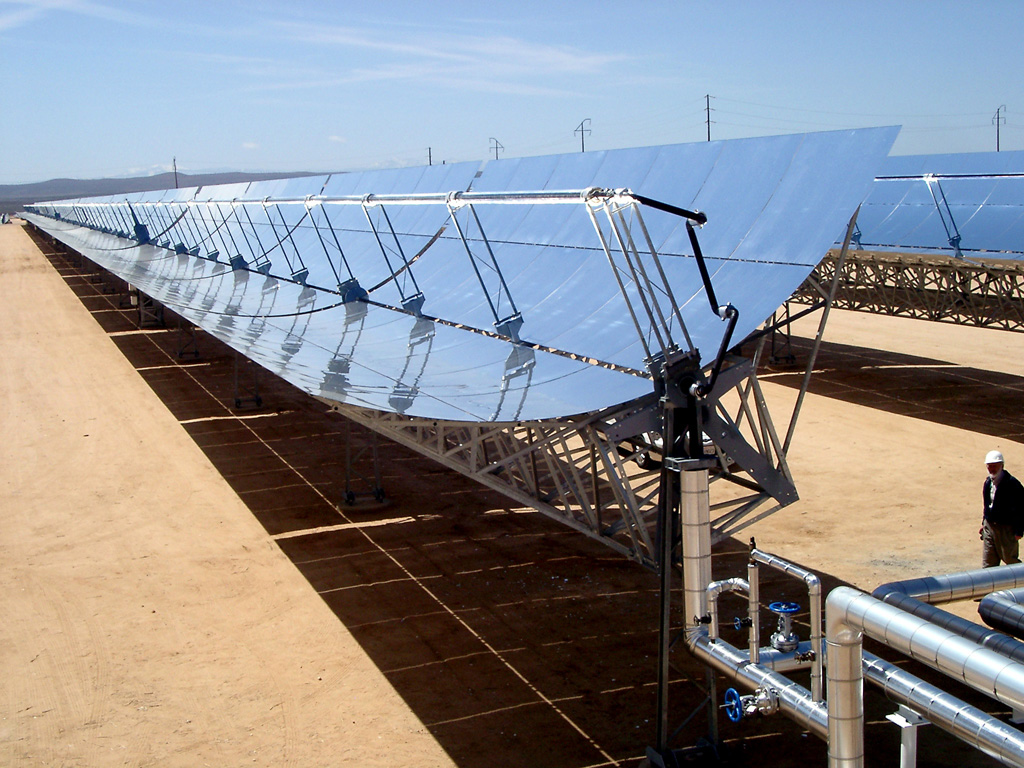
[328,135,346,143]
[242,141,260,151]
[278,21,622,71]
[0,5,41,30]
[0,0,157,30]
[254,20,628,95]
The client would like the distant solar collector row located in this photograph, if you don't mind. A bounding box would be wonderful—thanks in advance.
[855,150,1024,258]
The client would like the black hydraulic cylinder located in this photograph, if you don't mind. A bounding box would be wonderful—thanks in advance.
[633,193,708,226]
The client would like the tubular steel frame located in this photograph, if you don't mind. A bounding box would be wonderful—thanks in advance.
[320,349,795,571]
[793,249,1024,332]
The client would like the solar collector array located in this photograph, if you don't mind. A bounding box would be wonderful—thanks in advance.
[25,127,897,422]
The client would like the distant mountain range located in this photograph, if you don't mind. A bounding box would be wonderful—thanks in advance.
[0,170,326,215]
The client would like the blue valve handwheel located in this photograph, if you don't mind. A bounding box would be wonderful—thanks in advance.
[723,687,743,722]
[768,601,801,614]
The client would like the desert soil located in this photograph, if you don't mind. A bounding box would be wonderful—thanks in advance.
[2,219,1023,767]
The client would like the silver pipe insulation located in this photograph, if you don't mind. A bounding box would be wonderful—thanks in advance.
[825,589,864,768]
[688,632,829,738]
[748,560,760,664]
[683,469,1024,765]
[981,590,1024,640]
[704,576,817,673]
[751,548,824,701]
[681,470,712,627]
[863,651,1024,768]
[874,564,1024,663]
[876,592,1024,662]
[834,586,1024,711]
[875,563,1024,603]
[691,597,1024,767]
[706,578,749,641]
[680,467,827,750]
[688,533,1024,766]
[828,586,1024,767]
[756,642,817,673]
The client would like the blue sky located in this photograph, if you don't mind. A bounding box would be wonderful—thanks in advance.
[1,0,1022,184]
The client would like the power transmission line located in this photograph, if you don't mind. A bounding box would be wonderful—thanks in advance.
[575,118,591,152]
[994,105,1007,152]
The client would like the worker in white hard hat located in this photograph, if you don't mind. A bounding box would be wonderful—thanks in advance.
[980,450,1024,567]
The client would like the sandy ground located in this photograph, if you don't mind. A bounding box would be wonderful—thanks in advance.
[749,307,1024,618]
[0,222,456,767]
[2,218,1024,767]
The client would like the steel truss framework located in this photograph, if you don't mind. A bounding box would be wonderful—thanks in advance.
[795,250,1024,332]
[327,345,796,570]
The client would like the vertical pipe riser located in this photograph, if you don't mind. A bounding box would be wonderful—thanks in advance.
[682,470,712,626]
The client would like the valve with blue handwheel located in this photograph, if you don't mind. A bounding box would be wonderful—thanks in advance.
[768,601,801,652]
[722,686,781,722]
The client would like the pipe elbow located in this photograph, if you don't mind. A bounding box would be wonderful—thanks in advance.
[707,577,749,599]
[826,587,867,646]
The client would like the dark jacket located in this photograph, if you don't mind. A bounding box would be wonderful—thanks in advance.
[984,470,1024,536]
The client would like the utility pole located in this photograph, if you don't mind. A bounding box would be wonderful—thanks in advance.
[173,156,179,189]
[575,118,592,152]
[489,137,504,160]
[428,147,432,166]
[994,105,1006,152]
[705,95,714,142]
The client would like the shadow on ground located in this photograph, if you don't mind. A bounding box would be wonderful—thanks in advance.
[32,230,1009,768]
[764,334,1024,443]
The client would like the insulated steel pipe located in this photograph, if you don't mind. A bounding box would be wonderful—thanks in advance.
[704,574,816,674]
[874,564,1024,663]
[874,563,1024,603]
[706,577,749,641]
[752,548,823,701]
[826,589,864,768]
[687,633,828,738]
[748,559,760,664]
[829,586,1024,768]
[981,589,1024,640]
[681,469,712,627]
[863,652,1024,768]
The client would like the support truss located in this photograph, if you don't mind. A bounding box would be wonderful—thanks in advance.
[794,250,1024,331]
[323,350,794,571]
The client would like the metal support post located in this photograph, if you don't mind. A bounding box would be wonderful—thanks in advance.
[885,705,928,768]
[137,292,165,328]
[655,402,680,752]
[653,368,717,758]
[119,279,136,309]
[343,418,386,504]
[177,318,200,359]
[233,352,262,409]
[768,302,796,365]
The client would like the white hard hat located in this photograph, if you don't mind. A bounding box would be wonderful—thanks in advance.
[986,450,1005,465]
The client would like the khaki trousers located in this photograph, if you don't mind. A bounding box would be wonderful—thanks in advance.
[982,519,1022,567]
